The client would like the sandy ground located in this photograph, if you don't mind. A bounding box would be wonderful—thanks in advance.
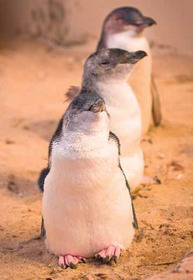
[147,250,193,279]
[0,38,193,280]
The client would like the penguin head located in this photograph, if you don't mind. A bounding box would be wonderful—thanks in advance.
[83,48,147,81]
[103,7,156,37]
[63,92,109,134]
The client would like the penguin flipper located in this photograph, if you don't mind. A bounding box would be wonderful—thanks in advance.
[151,75,162,126]
[109,131,121,155]
[38,115,64,193]
[38,117,65,236]
[109,131,138,229]
[65,86,80,101]
[41,217,46,237]
[118,162,138,229]
[38,167,50,192]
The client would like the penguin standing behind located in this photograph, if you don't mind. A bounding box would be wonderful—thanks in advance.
[39,48,147,192]
[97,7,162,134]
[42,91,138,268]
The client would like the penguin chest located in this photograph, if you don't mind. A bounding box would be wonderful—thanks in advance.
[98,83,144,189]
[100,83,142,153]
[42,157,135,258]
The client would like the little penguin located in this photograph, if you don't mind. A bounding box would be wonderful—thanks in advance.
[97,6,162,134]
[81,48,147,189]
[42,91,138,268]
[39,48,147,192]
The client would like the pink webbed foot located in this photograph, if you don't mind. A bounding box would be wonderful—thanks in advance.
[95,245,121,264]
[59,254,86,269]
[140,176,161,185]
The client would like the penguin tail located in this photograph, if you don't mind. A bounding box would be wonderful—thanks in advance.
[37,167,50,192]
[65,86,80,101]
[151,75,162,126]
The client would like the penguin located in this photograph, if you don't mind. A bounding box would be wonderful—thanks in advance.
[39,48,147,192]
[97,6,162,134]
[42,91,138,268]
[81,48,147,189]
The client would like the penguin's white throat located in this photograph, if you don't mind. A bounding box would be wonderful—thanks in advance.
[64,111,109,136]
[107,29,143,41]
[96,80,133,105]
[57,115,110,160]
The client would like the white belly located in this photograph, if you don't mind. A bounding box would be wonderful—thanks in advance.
[107,34,152,134]
[42,144,135,257]
[98,82,144,189]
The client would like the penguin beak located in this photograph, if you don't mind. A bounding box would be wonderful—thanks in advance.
[120,50,147,65]
[90,99,105,113]
[136,16,156,27]
[143,16,156,26]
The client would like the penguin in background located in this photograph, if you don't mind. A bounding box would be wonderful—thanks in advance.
[39,48,149,193]
[42,90,138,268]
[67,7,162,135]
[97,6,162,134]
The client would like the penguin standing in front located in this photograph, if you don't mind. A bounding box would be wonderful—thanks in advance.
[97,6,162,134]
[42,90,138,268]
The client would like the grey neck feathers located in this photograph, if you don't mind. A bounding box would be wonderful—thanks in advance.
[82,73,100,94]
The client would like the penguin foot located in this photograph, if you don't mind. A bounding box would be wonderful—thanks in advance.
[59,254,86,269]
[95,245,121,264]
[140,176,161,185]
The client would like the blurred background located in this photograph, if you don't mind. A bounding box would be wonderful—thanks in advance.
[0,1,193,280]
[0,0,192,54]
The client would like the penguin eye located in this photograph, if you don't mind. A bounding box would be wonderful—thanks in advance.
[100,61,110,65]
[100,60,111,68]
[116,17,124,23]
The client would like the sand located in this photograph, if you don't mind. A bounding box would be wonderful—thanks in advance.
[146,250,193,279]
[0,38,192,280]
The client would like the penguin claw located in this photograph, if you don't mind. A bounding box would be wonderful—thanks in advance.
[95,245,121,264]
[69,262,77,269]
[140,176,161,185]
[102,256,110,264]
[153,176,161,184]
[59,254,86,269]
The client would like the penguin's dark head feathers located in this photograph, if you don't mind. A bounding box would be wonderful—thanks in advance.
[63,92,108,134]
[84,48,147,81]
[70,92,106,113]
[103,7,156,35]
